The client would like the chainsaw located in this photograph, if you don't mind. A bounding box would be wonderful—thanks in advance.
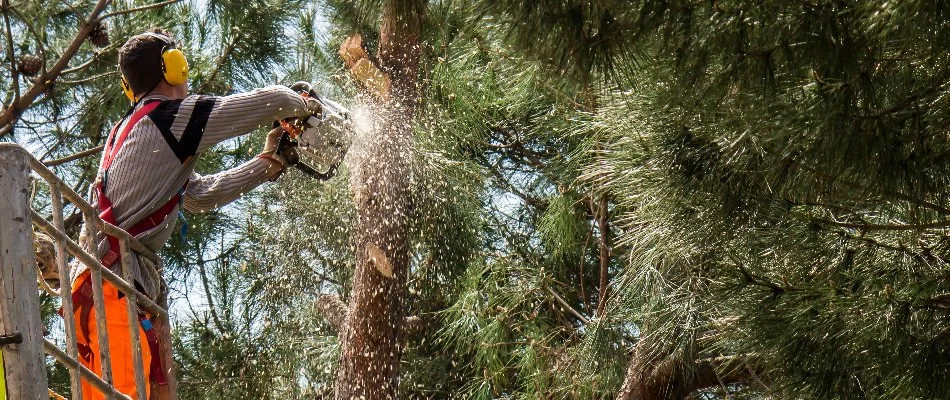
[275,81,352,180]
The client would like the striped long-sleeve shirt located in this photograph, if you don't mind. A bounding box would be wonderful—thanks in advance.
[73,85,311,300]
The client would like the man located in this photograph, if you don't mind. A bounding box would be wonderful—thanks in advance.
[68,28,318,399]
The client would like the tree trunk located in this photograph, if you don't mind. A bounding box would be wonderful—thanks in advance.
[334,1,423,399]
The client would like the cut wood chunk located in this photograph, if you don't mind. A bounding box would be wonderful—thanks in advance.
[351,58,391,100]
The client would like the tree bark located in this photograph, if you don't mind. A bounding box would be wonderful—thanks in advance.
[334,1,423,399]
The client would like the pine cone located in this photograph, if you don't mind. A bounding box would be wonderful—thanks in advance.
[88,21,110,47]
[18,54,42,77]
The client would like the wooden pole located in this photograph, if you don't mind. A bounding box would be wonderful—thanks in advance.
[0,143,49,399]
[50,185,84,399]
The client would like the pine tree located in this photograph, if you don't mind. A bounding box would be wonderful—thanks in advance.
[252,0,640,397]
[581,1,950,399]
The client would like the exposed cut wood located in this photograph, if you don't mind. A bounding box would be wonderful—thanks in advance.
[366,242,394,278]
[339,33,391,101]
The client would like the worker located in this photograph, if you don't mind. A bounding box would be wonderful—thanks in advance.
[64,28,319,399]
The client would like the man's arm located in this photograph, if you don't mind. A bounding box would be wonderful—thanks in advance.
[182,157,283,212]
[148,85,314,163]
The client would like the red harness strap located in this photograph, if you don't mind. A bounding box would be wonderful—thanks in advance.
[89,100,184,386]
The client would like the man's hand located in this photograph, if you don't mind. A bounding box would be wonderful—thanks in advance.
[291,81,323,115]
[304,97,322,115]
[257,127,288,180]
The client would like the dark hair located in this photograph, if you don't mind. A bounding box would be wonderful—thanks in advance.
[118,28,175,96]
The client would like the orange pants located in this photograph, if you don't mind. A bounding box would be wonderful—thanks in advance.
[72,273,152,400]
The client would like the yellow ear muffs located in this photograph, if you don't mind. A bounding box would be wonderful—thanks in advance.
[121,76,136,102]
[160,47,189,86]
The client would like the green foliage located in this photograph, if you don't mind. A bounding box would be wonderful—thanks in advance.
[475,0,640,82]
[588,1,950,399]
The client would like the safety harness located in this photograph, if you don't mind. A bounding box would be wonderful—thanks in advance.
[97,101,186,268]
[68,100,190,386]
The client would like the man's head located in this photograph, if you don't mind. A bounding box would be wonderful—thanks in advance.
[118,28,189,101]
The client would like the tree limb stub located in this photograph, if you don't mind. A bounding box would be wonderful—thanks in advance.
[366,242,393,278]
[404,315,423,337]
[316,295,348,332]
[316,295,422,335]
[617,335,764,400]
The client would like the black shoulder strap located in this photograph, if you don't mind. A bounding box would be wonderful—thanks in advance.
[148,96,217,163]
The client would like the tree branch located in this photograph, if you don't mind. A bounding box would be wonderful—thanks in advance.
[792,160,950,215]
[315,294,347,332]
[595,193,611,317]
[0,0,113,133]
[196,258,227,334]
[10,5,46,67]
[59,70,119,86]
[96,0,183,21]
[44,144,104,167]
[61,50,114,76]
[578,221,594,314]
[196,31,240,93]
[3,0,20,103]
[544,284,590,325]
[816,218,950,232]
[617,333,763,400]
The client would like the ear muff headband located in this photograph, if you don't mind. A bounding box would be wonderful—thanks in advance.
[119,32,189,101]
